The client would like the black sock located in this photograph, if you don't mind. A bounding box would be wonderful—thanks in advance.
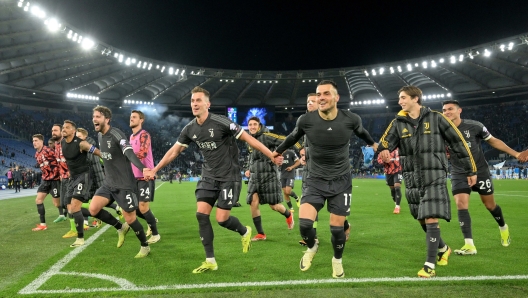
[420,223,427,233]
[135,209,146,220]
[458,209,473,239]
[390,188,396,202]
[426,223,441,265]
[489,205,506,227]
[81,208,91,218]
[299,218,316,249]
[196,212,215,258]
[129,219,148,247]
[93,209,122,230]
[253,216,265,235]
[282,209,291,219]
[142,209,159,236]
[291,191,298,200]
[37,203,45,224]
[330,225,346,259]
[58,206,64,216]
[218,216,247,236]
[286,201,293,209]
[73,211,84,238]
[394,187,402,205]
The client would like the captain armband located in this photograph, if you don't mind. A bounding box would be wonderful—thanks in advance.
[88,145,96,154]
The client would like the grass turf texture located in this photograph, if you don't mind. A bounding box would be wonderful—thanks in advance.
[1,179,527,297]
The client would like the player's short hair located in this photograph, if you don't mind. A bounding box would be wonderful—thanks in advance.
[52,124,62,129]
[48,139,54,145]
[63,120,76,128]
[191,86,210,99]
[398,86,423,105]
[441,99,460,108]
[93,105,112,119]
[248,116,261,124]
[307,93,317,98]
[317,80,338,94]
[32,134,44,141]
[131,110,145,120]
[77,128,88,137]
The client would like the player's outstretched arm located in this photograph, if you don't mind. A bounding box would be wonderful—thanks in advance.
[152,143,186,176]
[377,119,400,153]
[79,140,101,157]
[486,137,520,159]
[518,149,528,163]
[239,130,283,165]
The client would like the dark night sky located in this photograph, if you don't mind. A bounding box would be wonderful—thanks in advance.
[38,0,528,71]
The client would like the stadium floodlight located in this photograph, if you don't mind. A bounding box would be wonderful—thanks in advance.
[441,94,445,98]
[81,38,95,50]
[414,63,418,67]
[175,68,179,75]
[77,36,83,44]
[156,65,159,69]
[137,61,142,68]
[500,44,505,52]
[508,42,514,50]
[168,67,174,75]
[450,55,456,64]
[389,67,394,74]
[18,1,22,7]
[142,62,147,69]
[431,60,437,68]
[379,67,385,75]
[131,58,136,63]
[30,6,46,19]
[181,69,185,76]
[406,64,412,71]
[125,57,131,65]
[422,61,428,69]
[372,69,377,76]
[161,66,165,72]
[114,52,119,58]
[397,65,402,72]
[364,70,369,77]
[484,49,491,57]
[72,33,78,42]
[45,18,61,32]
[381,99,385,103]
[439,58,445,63]
[447,93,451,97]
[67,30,73,39]
[148,63,152,70]
[458,54,464,62]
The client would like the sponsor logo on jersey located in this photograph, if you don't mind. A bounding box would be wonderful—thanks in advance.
[402,128,409,133]
[327,127,332,130]
[192,134,197,139]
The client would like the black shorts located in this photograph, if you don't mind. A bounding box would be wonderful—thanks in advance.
[195,178,241,210]
[67,173,92,203]
[452,174,494,196]
[302,173,352,216]
[281,178,295,188]
[136,180,155,202]
[60,178,70,207]
[95,185,139,212]
[37,180,60,198]
[385,172,403,186]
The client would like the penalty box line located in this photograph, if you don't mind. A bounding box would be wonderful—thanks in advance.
[18,182,166,295]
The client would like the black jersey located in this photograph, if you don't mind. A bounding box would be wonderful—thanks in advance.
[448,119,491,176]
[177,113,244,182]
[276,109,375,179]
[280,149,298,179]
[98,127,137,190]
[61,136,89,176]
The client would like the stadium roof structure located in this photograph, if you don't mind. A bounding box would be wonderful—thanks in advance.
[1,0,528,115]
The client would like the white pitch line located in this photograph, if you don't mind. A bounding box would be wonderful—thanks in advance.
[18,182,166,294]
[494,194,527,197]
[20,275,528,294]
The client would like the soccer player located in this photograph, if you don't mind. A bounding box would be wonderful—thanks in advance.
[89,105,151,258]
[442,100,526,254]
[376,148,403,214]
[129,110,160,244]
[378,86,477,278]
[51,124,73,235]
[60,120,102,247]
[244,116,297,241]
[144,86,282,273]
[273,80,377,278]
[31,134,61,231]
[280,148,301,212]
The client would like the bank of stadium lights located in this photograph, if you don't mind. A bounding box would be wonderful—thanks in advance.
[66,93,99,101]
[123,100,154,105]
[351,99,385,106]
[220,79,235,82]
[258,80,278,83]
[422,93,452,101]
[301,79,318,83]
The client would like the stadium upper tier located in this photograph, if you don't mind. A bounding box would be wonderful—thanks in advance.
[1,0,528,115]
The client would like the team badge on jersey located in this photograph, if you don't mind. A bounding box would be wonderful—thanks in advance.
[107,140,111,148]
[209,128,214,137]
[464,130,470,138]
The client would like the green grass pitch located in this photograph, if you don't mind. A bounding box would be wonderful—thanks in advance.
[1,179,527,297]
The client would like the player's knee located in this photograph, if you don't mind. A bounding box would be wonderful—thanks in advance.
[138,204,149,214]
[299,218,314,235]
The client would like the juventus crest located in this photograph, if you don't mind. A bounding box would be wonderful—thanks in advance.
[209,128,214,137]
[464,130,470,138]
[107,140,112,148]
